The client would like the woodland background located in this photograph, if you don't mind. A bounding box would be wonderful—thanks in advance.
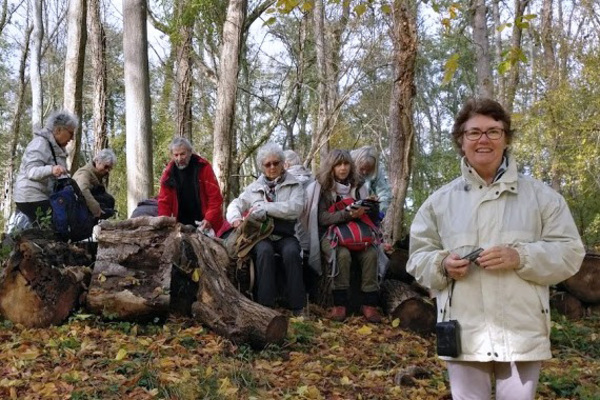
[0,0,599,248]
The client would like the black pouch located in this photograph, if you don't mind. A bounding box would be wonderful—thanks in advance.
[436,320,461,357]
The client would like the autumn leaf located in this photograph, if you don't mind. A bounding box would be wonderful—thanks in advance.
[115,348,128,360]
[356,325,373,335]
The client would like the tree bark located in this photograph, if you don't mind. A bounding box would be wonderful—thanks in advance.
[380,279,436,334]
[123,0,154,216]
[64,0,87,173]
[174,0,195,141]
[30,0,43,129]
[471,0,494,98]
[384,0,417,244]
[550,291,584,320]
[88,0,108,154]
[0,234,93,328]
[561,253,600,304]
[213,0,246,204]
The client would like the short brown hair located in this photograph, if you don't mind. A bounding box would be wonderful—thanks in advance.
[451,98,513,156]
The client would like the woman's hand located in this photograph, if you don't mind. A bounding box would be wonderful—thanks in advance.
[478,246,520,271]
[231,219,242,228]
[442,253,471,280]
[52,165,67,177]
[349,206,366,219]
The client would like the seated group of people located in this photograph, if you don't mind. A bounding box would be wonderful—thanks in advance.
[13,110,116,232]
[156,137,392,323]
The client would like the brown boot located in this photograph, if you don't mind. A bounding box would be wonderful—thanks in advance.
[361,305,382,323]
[328,306,347,322]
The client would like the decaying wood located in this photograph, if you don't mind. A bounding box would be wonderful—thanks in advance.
[380,279,436,334]
[86,216,288,348]
[182,234,288,349]
[550,291,584,320]
[562,253,600,304]
[0,233,92,328]
[85,217,179,320]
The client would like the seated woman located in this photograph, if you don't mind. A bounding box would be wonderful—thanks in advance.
[14,110,77,225]
[312,149,382,323]
[73,148,117,221]
[226,142,306,315]
[350,145,391,217]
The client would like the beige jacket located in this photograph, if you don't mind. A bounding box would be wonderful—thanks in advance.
[407,157,585,362]
[73,162,103,217]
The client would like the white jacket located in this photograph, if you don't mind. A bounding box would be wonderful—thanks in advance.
[14,129,68,203]
[407,157,585,362]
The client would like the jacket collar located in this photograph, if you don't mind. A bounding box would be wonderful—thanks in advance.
[461,155,519,192]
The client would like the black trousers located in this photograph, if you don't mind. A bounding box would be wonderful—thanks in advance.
[16,201,52,224]
[251,236,305,310]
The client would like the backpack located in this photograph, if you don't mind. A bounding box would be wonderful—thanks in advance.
[327,198,381,251]
[50,178,96,241]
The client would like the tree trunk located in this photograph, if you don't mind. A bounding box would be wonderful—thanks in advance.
[64,0,87,173]
[471,0,494,98]
[88,0,108,154]
[174,0,195,141]
[561,253,600,304]
[2,25,31,226]
[123,0,154,216]
[0,233,93,328]
[86,217,288,349]
[504,0,531,113]
[384,0,417,244]
[213,0,246,203]
[30,0,43,129]
[380,280,436,334]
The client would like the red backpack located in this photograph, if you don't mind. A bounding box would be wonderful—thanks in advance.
[327,198,381,251]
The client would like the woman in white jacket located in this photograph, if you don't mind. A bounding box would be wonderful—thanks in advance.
[14,110,78,224]
[406,98,585,399]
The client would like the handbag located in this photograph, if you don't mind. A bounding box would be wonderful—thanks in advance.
[327,198,380,251]
[436,281,461,357]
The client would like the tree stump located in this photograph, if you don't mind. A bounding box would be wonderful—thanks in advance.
[86,217,288,348]
[550,291,584,320]
[562,253,600,304]
[380,279,436,334]
[0,233,92,328]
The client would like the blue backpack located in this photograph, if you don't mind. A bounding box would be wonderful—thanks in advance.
[50,177,96,242]
[44,137,95,241]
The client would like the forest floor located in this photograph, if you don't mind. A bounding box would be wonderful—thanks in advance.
[0,306,598,400]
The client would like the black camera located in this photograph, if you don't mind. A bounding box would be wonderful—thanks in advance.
[353,199,380,209]
[461,247,483,262]
[435,320,461,357]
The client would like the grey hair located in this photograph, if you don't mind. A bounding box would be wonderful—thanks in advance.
[94,148,117,166]
[45,109,79,132]
[168,137,193,153]
[283,150,302,167]
[350,145,378,167]
[257,142,284,167]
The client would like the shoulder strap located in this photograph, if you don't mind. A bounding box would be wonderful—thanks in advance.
[43,137,58,165]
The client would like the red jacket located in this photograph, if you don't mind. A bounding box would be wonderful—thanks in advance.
[157,154,224,232]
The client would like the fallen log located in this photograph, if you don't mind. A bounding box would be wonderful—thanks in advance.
[0,232,92,328]
[86,217,288,348]
[550,291,584,320]
[380,279,436,334]
[562,253,600,304]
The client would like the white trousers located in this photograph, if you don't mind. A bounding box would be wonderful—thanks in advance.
[446,360,542,400]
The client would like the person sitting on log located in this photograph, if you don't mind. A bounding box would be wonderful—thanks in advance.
[226,142,306,316]
[307,149,383,323]
[73,148,117,221]
[283,149,314,189]
[350,145,391,219]
[13,110,77,226]
[157,137,224,235]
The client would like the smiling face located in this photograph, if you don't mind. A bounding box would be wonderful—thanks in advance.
[461,114,508,181]
[333,161,351,181]
[262,156,284,180]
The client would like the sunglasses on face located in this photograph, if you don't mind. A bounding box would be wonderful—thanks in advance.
[263,161,281,168]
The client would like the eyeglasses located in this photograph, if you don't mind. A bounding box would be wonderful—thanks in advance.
[263,161,281,168]
[463,128,505,141]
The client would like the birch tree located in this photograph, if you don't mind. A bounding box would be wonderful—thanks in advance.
[123,0,153,215]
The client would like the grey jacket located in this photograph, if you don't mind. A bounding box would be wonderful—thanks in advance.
[226,172,305,223]
[14,129,68,203]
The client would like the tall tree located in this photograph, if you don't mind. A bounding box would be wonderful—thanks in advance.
[64,0,87,172]
[30,0,43,128]
[471,0,493,98]
[88,0,108,154]
[384,0,417,243]
[504,0,530,113]
[174,0,195,141]
[212,0,246,201]
[123,0,153,216]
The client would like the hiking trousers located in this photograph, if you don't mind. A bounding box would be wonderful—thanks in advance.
[251,236,305,310]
